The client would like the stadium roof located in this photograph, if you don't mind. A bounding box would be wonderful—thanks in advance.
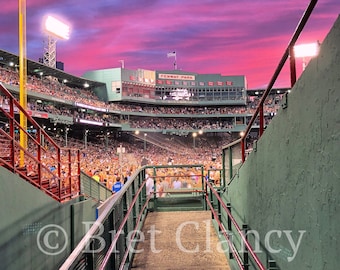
[0,49,105,89]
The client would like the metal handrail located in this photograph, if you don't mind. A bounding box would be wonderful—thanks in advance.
[118,194,152,270]
[0,83,81,202]
[223,0,318,162]
[206,180,266,270]
[59,177,147,270]
[98,182,147,269]
[205,193,245,269]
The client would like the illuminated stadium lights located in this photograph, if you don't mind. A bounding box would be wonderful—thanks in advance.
[294,42,319,58]
[135,130,140,135]
[43,15,70,68]
[44,15,70,40]
[240,131,245,137]
[198,130,203,135]
[294,42,320,70]
[84,82,89,88]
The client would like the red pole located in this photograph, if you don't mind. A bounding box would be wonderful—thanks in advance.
[241,139,245,163]
[259,105,264,137]
[289,45,297,87]
[58,148,61,200]
[68,149,72,197]
[77,149,81,194]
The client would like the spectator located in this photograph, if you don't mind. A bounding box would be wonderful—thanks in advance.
[112,176,123,193]
[145,174,154,196]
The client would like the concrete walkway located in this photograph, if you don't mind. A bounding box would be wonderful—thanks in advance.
[131,211,231,270]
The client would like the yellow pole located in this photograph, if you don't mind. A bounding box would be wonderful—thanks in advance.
[19,0,27,167]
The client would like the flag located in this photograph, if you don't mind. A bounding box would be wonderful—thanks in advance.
[167,51,176,58]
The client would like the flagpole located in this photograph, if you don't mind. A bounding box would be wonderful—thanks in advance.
[174,52,177,70]
[167,51,177,70]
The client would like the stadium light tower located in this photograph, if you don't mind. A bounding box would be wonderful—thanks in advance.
[43,15,70,68]
[293,41,320,71]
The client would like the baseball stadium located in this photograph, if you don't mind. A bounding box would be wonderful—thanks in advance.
[0,2,339,270]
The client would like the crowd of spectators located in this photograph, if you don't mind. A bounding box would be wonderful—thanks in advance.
[0,66,281,119]
[0,64,281,196]
[46,131,226,191]
[130,118,234,130]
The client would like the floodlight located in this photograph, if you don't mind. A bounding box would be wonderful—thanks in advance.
[293,42,320,71]
[293,42,319,58]
[44,15,70,40]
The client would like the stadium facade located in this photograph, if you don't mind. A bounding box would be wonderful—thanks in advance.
[0,49,284,139]
[83,68,247,105]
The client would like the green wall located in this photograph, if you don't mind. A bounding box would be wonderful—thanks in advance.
[224,16,340,269]
[0,167,97,270]
[83,68,122,101]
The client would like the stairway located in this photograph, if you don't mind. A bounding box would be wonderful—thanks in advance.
[0,129,60,198]
[131,211,231,270]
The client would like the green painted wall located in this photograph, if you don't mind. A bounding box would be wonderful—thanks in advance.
[83,68,122,101]
[223,16,340,269]
[0,167,97,270]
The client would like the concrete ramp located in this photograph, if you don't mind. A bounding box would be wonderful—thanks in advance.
[132,211,230,270]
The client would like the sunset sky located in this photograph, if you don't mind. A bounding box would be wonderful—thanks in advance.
[1,0,339,89]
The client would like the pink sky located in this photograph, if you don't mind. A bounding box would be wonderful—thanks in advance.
[1,0,339,89]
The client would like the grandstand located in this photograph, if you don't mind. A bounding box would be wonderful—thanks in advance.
[0,5,339,269]
[0,56,284,161]
[0,57,286,194]
[0,48,284,269]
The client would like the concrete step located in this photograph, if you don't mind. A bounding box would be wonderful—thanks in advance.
[131,211,230,270]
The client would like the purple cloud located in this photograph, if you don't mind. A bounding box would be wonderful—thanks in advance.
[0,0,338,89]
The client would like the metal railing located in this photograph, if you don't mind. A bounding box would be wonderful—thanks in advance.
[59,165,207,269]
[80,172,113,202]
[60,164,268,269]
[0,83,81,202]
[205,180,266,270]
[222,0,319,173]
[59,168,147,270]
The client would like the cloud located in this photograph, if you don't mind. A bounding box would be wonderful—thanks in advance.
[1,0,338,89]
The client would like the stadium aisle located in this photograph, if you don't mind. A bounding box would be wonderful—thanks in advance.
[131,211,231,270]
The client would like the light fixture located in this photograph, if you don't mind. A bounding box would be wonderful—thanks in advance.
[293,41,320,70]
[44,15,70,40]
